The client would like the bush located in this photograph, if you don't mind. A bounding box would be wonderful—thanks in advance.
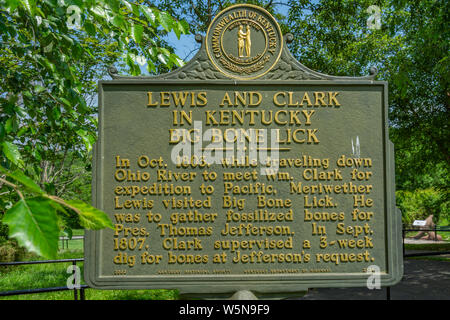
[0,220,8,244]
[396,188,449,225]
[0,240,27,263]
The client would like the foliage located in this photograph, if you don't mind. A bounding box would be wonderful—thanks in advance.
[396,188,449,225]
[0,0,190,259]
[0,240,27,263]
[0,166,114,259]
[285,0,449,191]
[50,156,92,229]
[0,0,189,187]
[0,214,8,242]
[158,0,283,34]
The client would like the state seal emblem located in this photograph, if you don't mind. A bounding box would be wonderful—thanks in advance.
[206,4,283,80]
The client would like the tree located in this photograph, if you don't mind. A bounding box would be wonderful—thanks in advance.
[284,0,449,192]
[0,0,190,259]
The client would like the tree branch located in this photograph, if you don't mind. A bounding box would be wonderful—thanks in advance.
[0,177,25,201]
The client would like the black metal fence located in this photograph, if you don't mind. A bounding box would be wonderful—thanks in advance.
[0,258,87,300]
[402,225,450,257]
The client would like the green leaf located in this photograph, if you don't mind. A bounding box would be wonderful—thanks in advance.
[66,200,114,230]
[178,20,189,34]
[105,0,120,13]
[120,0,132,12]
[3,197,59,259]
[111,15,126,30]
[131,3,140,16]
[0,167,43,194]
[34,84,46,93]
[48,200,68,216]
[58,97,71,108]
[90,6,108,20]
[132,24,143,44]
[141,6,156,27]
[17,126,28,137]
[31,148,41,161]
[6,0,20,12]
[173,55,185,67]
[20,0,36,15]
[52,106,62,120]
[173,22,181,39]
[158,11,172,32]
[84,20,97,36]
[2,141,23,167]
[39,57,56,73]
[147,59,155,72]
[76,129,93,152]
[158,47,171,66]
[5,117,15,133]
[173,20,189,39]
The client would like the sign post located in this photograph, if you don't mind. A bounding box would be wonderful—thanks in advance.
[85,4,403,298]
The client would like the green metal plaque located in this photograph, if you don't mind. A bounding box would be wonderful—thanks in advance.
[85,4,403,297]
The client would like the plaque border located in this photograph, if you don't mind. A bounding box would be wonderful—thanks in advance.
[85,80,403,294]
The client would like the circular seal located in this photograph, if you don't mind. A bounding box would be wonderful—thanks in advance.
[206,4,283,80]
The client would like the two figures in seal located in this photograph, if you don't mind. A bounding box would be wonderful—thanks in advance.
[238,25,251,58]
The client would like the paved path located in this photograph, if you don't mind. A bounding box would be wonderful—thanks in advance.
[297,259,450,300]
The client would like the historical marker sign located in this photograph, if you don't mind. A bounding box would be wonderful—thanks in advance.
[85,4,403,296]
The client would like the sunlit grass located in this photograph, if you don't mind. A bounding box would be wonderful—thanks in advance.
[0,240,178,300]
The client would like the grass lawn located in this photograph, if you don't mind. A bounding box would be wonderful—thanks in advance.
[59,229,84,251]
[404,242,450,251]
[0,237,178,300]
[71,229,85,237]
[406,256,450,262]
